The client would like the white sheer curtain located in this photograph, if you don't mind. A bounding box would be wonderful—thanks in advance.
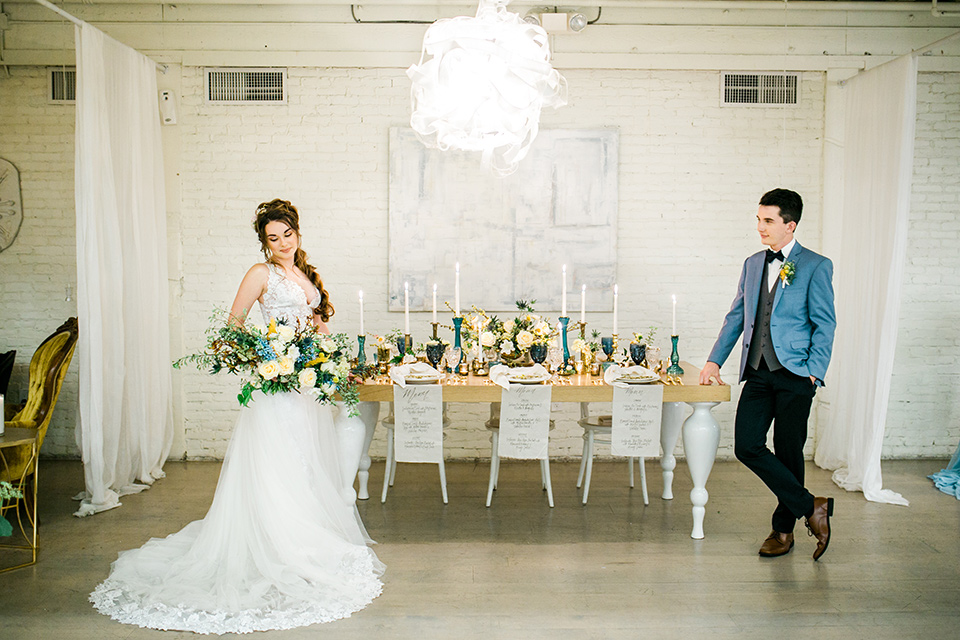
[74,22,173,516]
[814,56,917,506]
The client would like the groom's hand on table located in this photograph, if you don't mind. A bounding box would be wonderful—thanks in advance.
[699,362,724,386]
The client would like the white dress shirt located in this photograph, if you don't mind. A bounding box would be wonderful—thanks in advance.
[766,238,796,291]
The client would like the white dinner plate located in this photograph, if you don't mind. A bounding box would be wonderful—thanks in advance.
[617,375,660,385]
[507,374,551,385]
[405,375,441,385]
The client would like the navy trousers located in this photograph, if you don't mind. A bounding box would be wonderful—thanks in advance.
[734,360,817,533]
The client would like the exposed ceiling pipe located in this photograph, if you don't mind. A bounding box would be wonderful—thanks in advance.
[932,0,960,17]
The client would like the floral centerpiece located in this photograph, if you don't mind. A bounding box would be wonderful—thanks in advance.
[174,309,360,413]
[573,329,602,365]
[463,300,555,367]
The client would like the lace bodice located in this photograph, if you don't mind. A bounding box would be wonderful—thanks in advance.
[260,264,319,328]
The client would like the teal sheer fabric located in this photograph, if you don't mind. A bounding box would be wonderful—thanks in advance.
[929,442,960,499]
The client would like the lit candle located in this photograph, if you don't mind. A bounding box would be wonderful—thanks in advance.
[561,264,567,317]
[672,294,677,335]
[580,284,586,324]
[359,290,364,335]
[432,283,437,323]
[613,284,619,336]
[455,262,461,316]
[404,281,410,334]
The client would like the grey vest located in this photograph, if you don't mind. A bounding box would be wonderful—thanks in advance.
[747,261,783,371]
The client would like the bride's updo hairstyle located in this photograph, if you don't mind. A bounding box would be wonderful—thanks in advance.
[253,198,335,322]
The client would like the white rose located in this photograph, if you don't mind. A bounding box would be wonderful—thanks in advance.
[480,331,497,347]
[321,360,337,373]
[277,356,295,375]
[258,360,280,380]
[269,340,284,358]
[503,320,515,334]
[298,368,317,388]
[321,337,336,352]
[320,382,337,396]
[516,330,534,350]
[286,345,300,362]
[277,325,295,343]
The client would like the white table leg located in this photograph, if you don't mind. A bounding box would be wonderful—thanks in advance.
[659,402,685,500]
[354,401,380,500]
[682,401,721,539]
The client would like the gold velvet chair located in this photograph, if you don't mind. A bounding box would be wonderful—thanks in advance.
[1,318,79,485]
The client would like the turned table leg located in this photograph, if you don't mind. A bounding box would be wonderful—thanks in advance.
[682,401,721,539]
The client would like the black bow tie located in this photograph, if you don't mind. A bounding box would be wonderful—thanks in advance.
[765,249,785,263]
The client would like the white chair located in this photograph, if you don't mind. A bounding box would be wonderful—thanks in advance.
[577,402,649,505]
[381,402,450,504]
[484,402,555,508]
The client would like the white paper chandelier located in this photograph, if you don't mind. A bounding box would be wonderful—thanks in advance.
[406,0,568,176]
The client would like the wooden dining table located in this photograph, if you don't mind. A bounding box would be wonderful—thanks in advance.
[337,362,730,539]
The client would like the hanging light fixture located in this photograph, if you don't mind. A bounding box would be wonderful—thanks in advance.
[406,0,568,176]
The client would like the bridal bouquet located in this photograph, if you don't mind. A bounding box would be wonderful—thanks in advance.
[174,309,359,411]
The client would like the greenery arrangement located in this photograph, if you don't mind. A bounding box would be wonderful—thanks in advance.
[0,480,24,537]
[633,326,658,346]
[174,309,359,412]
[574,329,602,357]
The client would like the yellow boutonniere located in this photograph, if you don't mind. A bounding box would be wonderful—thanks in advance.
[779,261,796,288]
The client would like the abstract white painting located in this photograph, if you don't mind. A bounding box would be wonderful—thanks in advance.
[388,128,618,312]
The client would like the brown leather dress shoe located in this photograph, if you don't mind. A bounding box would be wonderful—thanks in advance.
[759,530,794,557]
[805,496,835,560]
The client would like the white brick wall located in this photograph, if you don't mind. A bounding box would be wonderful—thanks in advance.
[0,68,79,457]
[174,67,826,460]
[886,73,960,458]
[2,65,957,462]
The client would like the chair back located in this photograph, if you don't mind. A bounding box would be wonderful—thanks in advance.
[0,350,14,396]
[12,318,79,444]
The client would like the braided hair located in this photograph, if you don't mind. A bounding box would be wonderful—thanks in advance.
[253,198,334,322]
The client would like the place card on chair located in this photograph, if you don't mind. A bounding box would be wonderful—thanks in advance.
[393,385,444,463]
[611,385,663,457]
[498,385,552,459]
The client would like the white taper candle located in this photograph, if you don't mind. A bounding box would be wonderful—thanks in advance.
[358,290,364,335]
[613,284,619,336]
[455,263,461,316]
[404,282,410,334]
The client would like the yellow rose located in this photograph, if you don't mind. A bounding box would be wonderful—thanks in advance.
[516,330,534,350]
[258,360,280,380]
[298,368,317,388]
[278,357,295,375]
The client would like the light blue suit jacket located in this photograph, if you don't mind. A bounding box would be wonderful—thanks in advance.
[706,241,836,386]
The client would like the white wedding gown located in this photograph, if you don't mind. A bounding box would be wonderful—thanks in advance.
[91,265,384,634]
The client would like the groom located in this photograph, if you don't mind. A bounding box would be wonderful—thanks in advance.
[699,188,837,560]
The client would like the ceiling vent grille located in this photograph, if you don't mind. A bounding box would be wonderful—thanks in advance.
[722,72,798,106]
[48,67,76,103]
[204,68,287,104]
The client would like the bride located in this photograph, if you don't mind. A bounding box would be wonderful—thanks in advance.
[91,199,384,634]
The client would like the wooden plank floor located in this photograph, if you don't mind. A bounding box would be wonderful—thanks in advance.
[1,458,957,639]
